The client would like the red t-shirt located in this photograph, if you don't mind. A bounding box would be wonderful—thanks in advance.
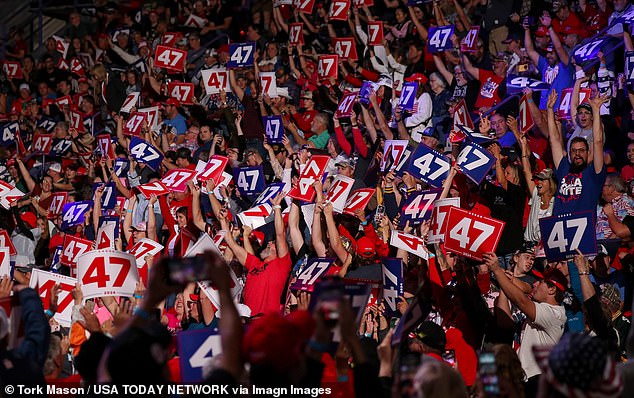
[475,69,503,110]
[243,252,292,315]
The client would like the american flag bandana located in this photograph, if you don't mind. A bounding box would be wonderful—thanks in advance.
[533,333,623,398]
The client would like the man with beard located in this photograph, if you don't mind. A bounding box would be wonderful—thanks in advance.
[547,89,609,216]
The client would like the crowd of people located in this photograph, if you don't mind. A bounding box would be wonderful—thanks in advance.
[2,0,634,396]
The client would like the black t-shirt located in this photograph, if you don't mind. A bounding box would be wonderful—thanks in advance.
[481,181,526,255]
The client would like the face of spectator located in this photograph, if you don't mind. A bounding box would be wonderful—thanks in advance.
[19,87,30,100]
[38,82,49,96]
[563,33,578,49]
[176,156,189,168]
[57,81,70,95]
[407,45,421,62]
[45,57,55,71]
[117,34,129,49]
[188,36,200,50]
[23,57,34,72]
[490,114,507,137]
[336,164,354,178]
[535,36,549,49]
[311,117,327,134]
[266,43,278,58]
[395,8,407,23]
[42,176,53,192]
[453,66,467,85]
[245,150,259,166]
[69,12,80,26]
[164,104,177,118]
[576,108,592,128]
[176,212,187,228]
[514,253,534,275]
[504,166,519,185]
[530,280,551,303]
[127,72,137,85]
[545,49,559,67]
[429,75,444,93]
[555,6,569,20]
[175,293,184,316]
[247,26,259,41]
[65,168,76,181]
[536,178,553,196]
[259,241,277,260]
[46,38,56,52]
[569,141,588,167]
[627,144,634,165]
[506,39,520,52]
[8,165,17,179]
[602,180,618,201]
[72,37,81,50]
[227,148,239,162]
[492,59,508,77]
[421,135,438,149]
[614,0,628,11]
[199,126,212,142]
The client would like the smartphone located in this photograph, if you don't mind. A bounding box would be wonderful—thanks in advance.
[443,349,457,369]
[312,277,344,327]
[167,256,209,284]
[517,63,529,73]
[479,351,500,396]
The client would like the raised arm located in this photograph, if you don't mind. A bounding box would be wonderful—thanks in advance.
[484,253,536,322]
[123,194,136,243]
[546,90,564,168]
[461,52,479,80]
[288,201,305,256]
[189,181,207,232]
[228,69,245,102]
[523,20,540,67]
[590,93,608,174]
[146,195,158,242]
[433,54,455,85]
[16,158,36,192]
[93,186,103,236]
[408,6,428,40]
[218,208,248,266]
[323,203,349,263]
[541,14,569,65]
[271,192,289,258]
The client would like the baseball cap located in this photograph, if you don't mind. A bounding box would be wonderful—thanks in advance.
[249,230,265,246]
[562,25,580,37]
[410,321,446,352]
[176,38,187,46]
[335,157,356,169]
[421,127,440,140]
[533,267,568,292]
[205,48,217,57]
[163,98,180,107]
[577,103,592,113]
[532,168,553,181]
[515,241,536,256]
[276,87,292,100]
[131,221,147,232]
[535,26,549,37]
[404,73,428,84]
[356,236,374,259]
[19,83,30,92]
[49,163,62,173]
[217,44,229,54]
[545,45,555,53]
[300,90,314,100]
[243,310,315,372]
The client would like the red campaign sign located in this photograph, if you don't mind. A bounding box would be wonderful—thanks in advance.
[57,58,70,71]
[452,98,474,131]
[48,192,68,219]
[367,21,384,46]
[168,82,195,104]
[70,58,85,76]
[558,87,592,120]
[460,26,480,53]
[329,0,350,20]
[2,61,23,79]
[343,188,376,215]
[128,238,164,267]
[32,133,53,153]
[137,181,170,199]
[162,32,182,47]
[443,207,505,261]
[161,168,197,193]
[197,155,229,185]
[333,37,358,61]
[0,230,17,256]
[297,0,315,13]
[123,112,146,136]
[154,45,187,72]
[60,235,93,269]
[353,0,374,6]
[518,94,534,135]
[97,134,115,159]
[289,23,304,45]
[56,95,72,109]
[428,198,460,244]
[69,110,85,132]
[336,91,358,117]
[287,155,330,202]
[317,55,338,80]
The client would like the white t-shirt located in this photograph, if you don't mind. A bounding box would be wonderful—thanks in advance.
[517,301,566,379]
[524,187,553,243]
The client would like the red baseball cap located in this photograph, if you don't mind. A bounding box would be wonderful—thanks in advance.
[217,44,229,54]
[405,73,428,85]
[535,26,549,37]
[356,236,375,259]
[163,98,180,107]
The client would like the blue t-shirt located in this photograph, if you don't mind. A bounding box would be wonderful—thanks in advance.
[164,113,188,135]
[537,56,574,110]
[498,131,517,147]
[553,157,606,215]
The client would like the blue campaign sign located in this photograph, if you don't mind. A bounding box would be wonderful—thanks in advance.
[0,122,18,146]
[253,182,285,207]
[36,117,56,133]
[407,0,432,4]
[61,201,93,230]
[399,82,418,111]
[406,144,450,188]
[92,182,117,210]
[290,257,335,292]
[234,166,265,199]
[573,37,608,63]
[178,328,222,383]
[359,81,372,105]
[227,42,256,68]
[539,210,597,262]
[427,25,455,53]
[506,76,550,94]
[129,136,163,171]
[626,51,634,85]
[400,188,442,226]
[617,7,634,23]
[456,142,495,185]
[262,115,284,144]
[343,282,373,324]
[50,138,73,157]
[382,258,404,315]
[114,158,129,177]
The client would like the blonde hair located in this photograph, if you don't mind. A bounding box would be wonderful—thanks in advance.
[414,360,468,398]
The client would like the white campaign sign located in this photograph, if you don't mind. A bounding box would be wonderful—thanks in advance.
[390,231,429,260]
[201,69,231,95]
[29,270,77,327]
[128,238,164,267]
[325,175,354,213]
[427,198,460,243]
[76,250,139,299]
[184,233,222,257]
[237,204,273,230]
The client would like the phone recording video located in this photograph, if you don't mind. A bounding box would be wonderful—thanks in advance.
[167,256,209,284]
[478,351,500,396]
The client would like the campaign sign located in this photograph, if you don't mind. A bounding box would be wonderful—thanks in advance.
[253,182,286,207]
[161,168,197,193]
[381,140,409,172]
[50,138,72,157]
[36,117,56,133]
[260,72,278,98]
[185,234,223,258]
[128,238,164,267]
[359,81,372,105]
[93,182,117,210]
[32,133,53,153]
[178,328,222,383]
[506,76,550,94]
[325,175,354,213]
[290,258,335,291]
[0,248,8,277]
[0,230,17,256]
[455,142,495,185]
[626,51,634,85]
[335,91,357,118]
[518,94,534,135]
[29,270,76,327]
[443,207,505,261]
[48,192,68,219]
[328,0,350,20]
[196,155,229,184]
[2,61,22,79]
[76,250,139,299]
[368,21,384,46]
[296,0,315,13]
[400,189,442,226]
[227,42,256,68]
[460,26,480,52]
[201,69,231,95]
[262,116,284,144]
[287,155,330,202]
[317,55,338,80]
[61,201,93,230]
[289,23,304,45]
[343,188,375,215]
[136,181,170,199]
[557,87,591,120]
[406,144,450,188]
[154,45,187,71]
[389,230,429,259]
[333,37,358,61]
[237,204,273,230]
[137,106,160,129]
[427,197,460,244]
[129,136,163,171]
[0,122,18,146]
[573,37,608,63]
[382,258,404,315]
[234,166,265,199]
[399,82,418,111]
[427,25,455,52]
[97,134,115,159]
[122,112,146,136]
[167,82,195,104]
[539,210,597,262]
[96,215,120,250]
[120,92,140,113]
[60,235,93,269]
[114,158,129,177]
[452,98,474,131]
